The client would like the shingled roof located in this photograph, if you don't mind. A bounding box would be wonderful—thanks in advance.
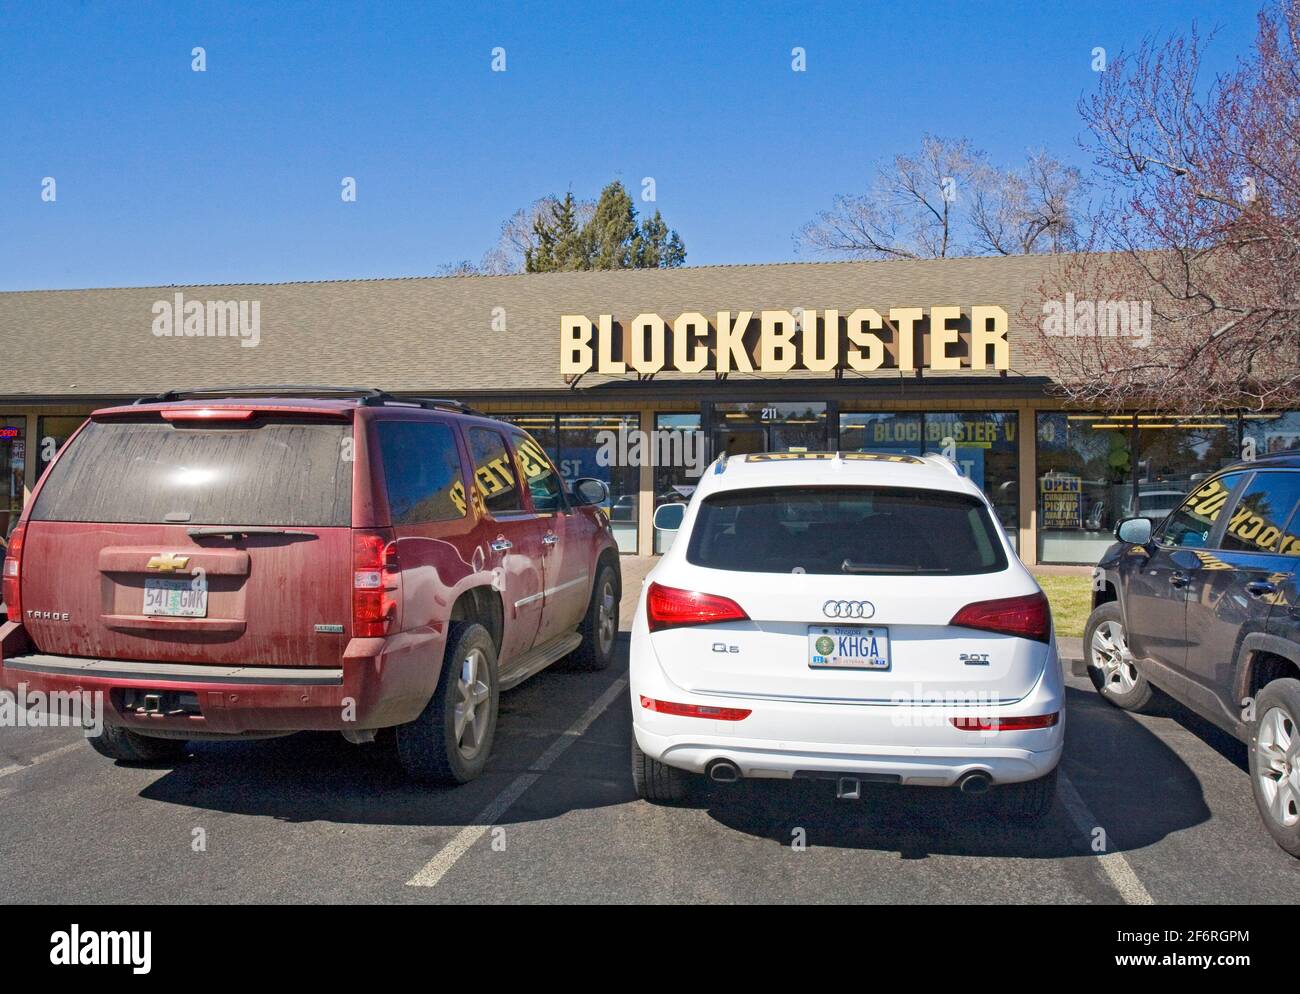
[0,255,1065,402]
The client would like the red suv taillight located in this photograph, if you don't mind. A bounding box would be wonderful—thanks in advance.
[353,529,401,638]
[646,581,748,633]
[2,522,24,620]
[949,592,1051,643]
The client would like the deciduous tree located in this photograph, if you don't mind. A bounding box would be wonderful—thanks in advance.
[798,136,1082,260]
[1027,0,1300,413]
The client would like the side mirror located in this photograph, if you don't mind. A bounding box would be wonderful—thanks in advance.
[1115,517,1153,545]
[653,502,687,532]
[571,478,610,507]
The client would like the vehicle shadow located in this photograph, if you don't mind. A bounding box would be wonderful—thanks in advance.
[1141,688,1249,773]
[133,650,637,828]
[690,684,1213,859]
[134,667,1212,860]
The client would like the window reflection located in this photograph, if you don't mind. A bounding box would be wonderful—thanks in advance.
[497,413,641,553]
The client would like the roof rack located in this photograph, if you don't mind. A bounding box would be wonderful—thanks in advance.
[133,385,385,405]
[131,386,482,415]
[402,396,485,415]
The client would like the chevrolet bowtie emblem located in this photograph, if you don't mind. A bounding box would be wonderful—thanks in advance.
[146,553,190,572]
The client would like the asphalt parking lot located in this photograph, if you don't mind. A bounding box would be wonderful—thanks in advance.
[3,557,1298,904]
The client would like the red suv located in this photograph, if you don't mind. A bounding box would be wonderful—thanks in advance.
[0,388,622,784]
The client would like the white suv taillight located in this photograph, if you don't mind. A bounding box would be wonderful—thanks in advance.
[949,592,1051,643]
[646,581,749,633]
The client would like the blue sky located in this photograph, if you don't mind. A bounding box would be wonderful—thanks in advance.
[0,0,1262,290]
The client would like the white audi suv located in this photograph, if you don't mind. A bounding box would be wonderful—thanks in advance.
[630,451,1064,818]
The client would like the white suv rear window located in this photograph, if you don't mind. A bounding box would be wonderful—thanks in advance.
[685,486,1007,575]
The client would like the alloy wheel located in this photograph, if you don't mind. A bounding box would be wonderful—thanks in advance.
[1091,620,1139,696]
[454,647,492,760]
[597,579,617,656]
[1256,706,1299,829]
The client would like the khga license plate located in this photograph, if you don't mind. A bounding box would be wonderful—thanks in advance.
[808,625,890,670]
[143,577,208,618]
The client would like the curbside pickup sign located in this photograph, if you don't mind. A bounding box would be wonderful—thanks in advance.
[560,306,1010,377]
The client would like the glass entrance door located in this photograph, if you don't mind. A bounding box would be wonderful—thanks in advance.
[712,402,828,457]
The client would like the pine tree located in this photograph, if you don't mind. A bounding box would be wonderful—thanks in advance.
[550,193,586,271]
[587,182,637,269]
[632,210,687,269]
[522,182,686,272]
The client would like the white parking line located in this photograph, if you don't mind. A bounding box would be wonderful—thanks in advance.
[0,741,84,780]
[406,677,628,888]
[1057,770,1154,905]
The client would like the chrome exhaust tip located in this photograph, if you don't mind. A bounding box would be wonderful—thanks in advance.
[958,770,993,794]
[706,759,741,783]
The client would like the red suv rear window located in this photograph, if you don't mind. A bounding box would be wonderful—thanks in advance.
[30,417,353,526]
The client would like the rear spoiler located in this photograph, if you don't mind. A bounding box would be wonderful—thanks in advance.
[95,405,352,421]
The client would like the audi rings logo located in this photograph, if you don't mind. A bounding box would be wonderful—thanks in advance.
[822,599,875,619]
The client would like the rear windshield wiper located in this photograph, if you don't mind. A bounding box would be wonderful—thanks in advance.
[840,559,950,574]
[187,527,317,539]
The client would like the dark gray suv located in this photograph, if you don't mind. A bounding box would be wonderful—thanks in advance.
[1085,452,1300,858]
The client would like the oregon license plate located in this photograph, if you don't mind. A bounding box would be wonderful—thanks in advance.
[143,577,208,618]
[808,625,891,670]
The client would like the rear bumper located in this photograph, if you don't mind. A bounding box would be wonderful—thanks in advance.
[629,632,1065,787]
[0,623,443,736]
[632,724,1063,786]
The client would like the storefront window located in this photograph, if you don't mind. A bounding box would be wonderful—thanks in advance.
[1036,413,1133,564]
[1,420,25,545]
[924,412,1019,549]
[499,413,641,553]
[1243,412,1300,459]
[37,415,86,474]
[653,413,703,553]
[557,414,640,553]
[712,402,828,456]
[839,412,922,454]
[841,411,1019,550]
[498,415,558,461]
[1135,415,1239,521]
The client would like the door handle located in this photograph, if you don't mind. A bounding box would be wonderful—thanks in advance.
[542,533,558,545]
[1168,572,1190,588]
[490,538,513,552]
[1245,580,1277,597]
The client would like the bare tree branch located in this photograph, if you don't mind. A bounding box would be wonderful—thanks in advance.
[1026,0,1300,414]
[799,136,1082,260]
